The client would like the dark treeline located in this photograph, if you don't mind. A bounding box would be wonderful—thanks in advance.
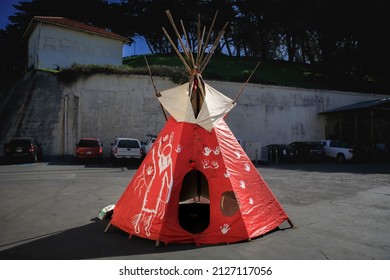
[1,0,389,85]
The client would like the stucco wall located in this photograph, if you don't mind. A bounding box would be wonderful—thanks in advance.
[27,23,124,70]
[211,81,377,143]
[61,75,174,156]
[60,74,384,157]
[3,71,385,158]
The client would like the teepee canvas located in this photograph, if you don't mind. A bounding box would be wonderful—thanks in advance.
[109,11,292,245]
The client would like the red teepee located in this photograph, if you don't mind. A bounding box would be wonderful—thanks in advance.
[109,11,291,245]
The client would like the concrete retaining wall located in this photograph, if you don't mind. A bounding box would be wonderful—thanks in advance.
[2,71,386,158]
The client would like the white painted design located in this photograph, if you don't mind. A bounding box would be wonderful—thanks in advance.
[203,146,220,156]
[203,147,212,156]
[220,223,231,234]
[175,144,182,153]
[146,165,154,175]
[132,132,174,236]
[202,159,219,169]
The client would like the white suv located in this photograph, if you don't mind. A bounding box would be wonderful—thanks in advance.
[142,136,156,155]
[110,138,142,160]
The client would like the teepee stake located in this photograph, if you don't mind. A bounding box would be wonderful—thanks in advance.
[287,218,295,228]
[104,222,113,233]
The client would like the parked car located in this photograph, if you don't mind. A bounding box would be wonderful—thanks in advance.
[75,138,102,160]
[318,140,353,163]
[110,138,142,160]
[141,134,157,156]
[4,137,43,162]
[348,142,372,162]
[288,141,325,161]
[265,144,298,162]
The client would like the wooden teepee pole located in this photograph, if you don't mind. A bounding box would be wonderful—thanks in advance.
[233,60,261,104]
[200,22,228,72]
[162,27,191,74]
[165,10,193,67]
[198,10,219,69]
[144,56,168,121]
[196,14,202,68]
[180,19,196,68]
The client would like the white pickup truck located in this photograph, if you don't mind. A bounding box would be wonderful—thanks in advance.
[110,138,142,160]
[318,140,354,163]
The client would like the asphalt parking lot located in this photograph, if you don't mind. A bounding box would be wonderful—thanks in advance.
[0,157,389,260]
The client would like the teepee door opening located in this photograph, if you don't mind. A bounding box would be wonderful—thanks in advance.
[178,169,210,234]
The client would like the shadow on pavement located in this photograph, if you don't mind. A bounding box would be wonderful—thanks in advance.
[0,218,291,260]
[0,218,197,260]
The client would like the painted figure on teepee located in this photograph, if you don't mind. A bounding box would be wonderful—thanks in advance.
[108,10,293,245]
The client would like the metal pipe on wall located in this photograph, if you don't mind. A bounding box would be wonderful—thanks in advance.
[64,95,68,155]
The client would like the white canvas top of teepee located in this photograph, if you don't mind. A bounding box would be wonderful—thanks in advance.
[158,82,235,131]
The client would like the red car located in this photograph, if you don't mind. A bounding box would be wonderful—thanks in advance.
[75,138,103,159]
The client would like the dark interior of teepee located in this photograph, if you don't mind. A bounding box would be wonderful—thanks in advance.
[178,169,210,234]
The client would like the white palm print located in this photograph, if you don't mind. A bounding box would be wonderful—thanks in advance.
[220,223,231,234]
[203,147,212,156]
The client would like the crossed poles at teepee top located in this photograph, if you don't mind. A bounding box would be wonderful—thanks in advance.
[145,10,262,120]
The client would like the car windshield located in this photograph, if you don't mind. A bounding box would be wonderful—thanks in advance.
[118,140,139,148]
[78,139,99,147]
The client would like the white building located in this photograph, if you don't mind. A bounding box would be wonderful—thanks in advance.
[24,16,129,70]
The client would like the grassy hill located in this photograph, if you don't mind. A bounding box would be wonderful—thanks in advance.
[124,54,387,94]
[54,54,386,94]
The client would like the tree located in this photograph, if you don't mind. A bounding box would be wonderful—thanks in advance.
[1,0,389,88]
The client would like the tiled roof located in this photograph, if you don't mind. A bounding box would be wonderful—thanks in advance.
[24,16,129,42]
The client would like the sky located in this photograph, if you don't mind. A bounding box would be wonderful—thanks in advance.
[0,0,20,30]
[0,0,150,57]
